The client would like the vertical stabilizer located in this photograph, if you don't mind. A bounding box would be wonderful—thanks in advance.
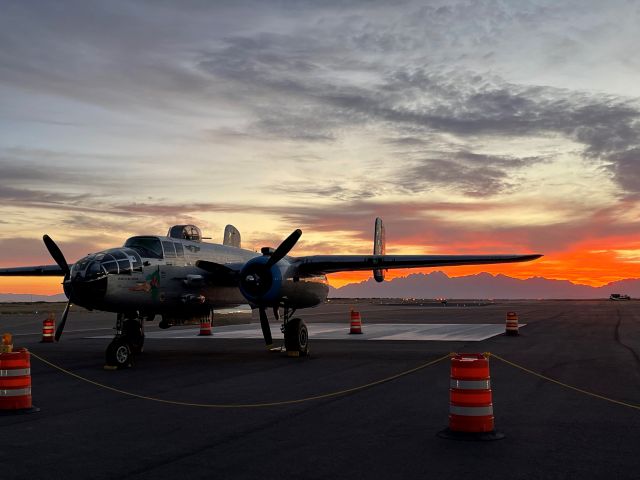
[223,225,241,248]
[373,217,386,282]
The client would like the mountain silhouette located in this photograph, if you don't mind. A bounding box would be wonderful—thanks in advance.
[328,271,640,299]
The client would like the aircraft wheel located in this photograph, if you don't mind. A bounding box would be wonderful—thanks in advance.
[284,318,309,356]
[105,337,134,368]
[123,319,144,354]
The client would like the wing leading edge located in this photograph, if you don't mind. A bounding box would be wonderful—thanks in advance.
[294,254,542,275]
[0,265,67,276]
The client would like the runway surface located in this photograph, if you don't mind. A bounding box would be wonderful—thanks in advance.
[1,300,639,479]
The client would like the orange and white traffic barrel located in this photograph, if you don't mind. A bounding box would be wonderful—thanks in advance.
[198,316,212,336]
[0,345,39,415]
[349,309,363,334]
[505,312,519,336]
[41,313,55,343]
[438,353,504,440]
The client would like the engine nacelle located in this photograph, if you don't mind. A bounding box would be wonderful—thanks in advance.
[239,256,329,308]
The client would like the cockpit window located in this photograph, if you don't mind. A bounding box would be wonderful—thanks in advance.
[101,253,119,274]
[124,236,163,259]
[85,261,104,279]
[71,247,143,279]
[122,248,142,270]
[162,241,176,258]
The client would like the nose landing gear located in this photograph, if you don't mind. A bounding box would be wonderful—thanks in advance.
[105,313,145,368]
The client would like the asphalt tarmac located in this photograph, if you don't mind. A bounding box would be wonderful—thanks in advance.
[1,300,639,479]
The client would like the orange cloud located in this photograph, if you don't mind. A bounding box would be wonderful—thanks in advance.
[328,241,640,289]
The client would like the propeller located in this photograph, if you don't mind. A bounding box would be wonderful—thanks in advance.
[241,230,302,347]
[265,229,301,267]
[240,229,302,302]
[43,235,72,341]
[258,307,273,347]
[43,234,70,279]
[55,301,71,342]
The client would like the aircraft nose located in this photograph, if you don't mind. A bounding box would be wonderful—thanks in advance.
[68,261,108,308]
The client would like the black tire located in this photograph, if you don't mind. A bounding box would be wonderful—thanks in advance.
[284,318,309,356]
[123,319,144,354]
[105,337,133,368]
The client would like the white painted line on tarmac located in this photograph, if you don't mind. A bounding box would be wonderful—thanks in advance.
[86,323,524,342]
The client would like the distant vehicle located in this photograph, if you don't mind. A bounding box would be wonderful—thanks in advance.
[609,293,631,300]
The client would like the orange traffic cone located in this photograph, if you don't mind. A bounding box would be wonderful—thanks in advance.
[505,312,519,336]
[349,309,363,334]
[438,353,504,441]
[198,315,212,336]
[0,336,39,415]
[40,313,55,343]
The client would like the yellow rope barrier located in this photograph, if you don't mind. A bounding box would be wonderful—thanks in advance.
[29,350,639,411]
[30,351,450,409]
[488,352,640,411]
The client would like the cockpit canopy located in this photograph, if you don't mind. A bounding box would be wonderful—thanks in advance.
[168,225,202,242]
[70,248,143,281]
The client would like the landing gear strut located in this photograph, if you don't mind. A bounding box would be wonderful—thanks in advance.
[105,312,145,368]
[280,307,309,356]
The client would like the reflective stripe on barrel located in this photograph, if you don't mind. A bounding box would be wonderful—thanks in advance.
[448,353,494,433]
[0,348,33,410]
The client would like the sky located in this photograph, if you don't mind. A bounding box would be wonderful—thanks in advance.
[1,0,640,295]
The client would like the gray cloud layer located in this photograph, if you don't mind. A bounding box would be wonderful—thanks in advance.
[1,0,639,262]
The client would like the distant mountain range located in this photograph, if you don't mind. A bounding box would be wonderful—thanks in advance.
[0,293,67,303]
[2,272,638,302]
[328,271,640,299]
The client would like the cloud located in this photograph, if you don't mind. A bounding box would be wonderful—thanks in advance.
[0,237,100,266]
[398,151,549,197]
[605,149,640,192]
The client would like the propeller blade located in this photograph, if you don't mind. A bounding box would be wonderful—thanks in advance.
[55,301,71,341]
[266,229,302,268]
[43,234,70,278]
[259,307,273,347]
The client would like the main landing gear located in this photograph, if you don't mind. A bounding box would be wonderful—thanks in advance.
[277,307,309,357]
[105,313,146,368]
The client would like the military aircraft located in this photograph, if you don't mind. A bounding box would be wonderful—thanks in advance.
[0,219,541,367]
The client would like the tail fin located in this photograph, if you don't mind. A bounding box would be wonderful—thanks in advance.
[373,217,386,282]
[223,225,241,248]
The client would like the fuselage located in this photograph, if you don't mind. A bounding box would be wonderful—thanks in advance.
[67,234,329,316]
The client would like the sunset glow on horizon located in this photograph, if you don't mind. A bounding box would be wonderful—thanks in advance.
[2,1,640,297]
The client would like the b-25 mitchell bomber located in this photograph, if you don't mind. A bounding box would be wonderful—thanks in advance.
[0,218,541,367]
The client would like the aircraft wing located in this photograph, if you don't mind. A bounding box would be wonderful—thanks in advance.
[0,265,68,276]
[293,254,542,275]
